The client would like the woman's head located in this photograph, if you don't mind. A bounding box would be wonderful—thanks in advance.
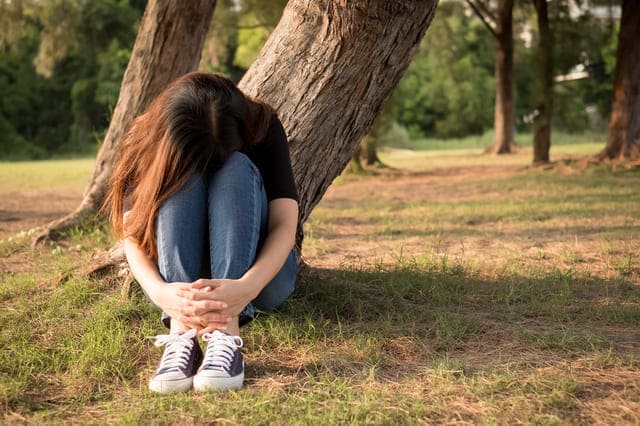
[105,72,274,259]
[163,73,247,174]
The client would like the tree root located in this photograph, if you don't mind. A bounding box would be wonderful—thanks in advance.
[32,206,97,247]
[87,241,128,278]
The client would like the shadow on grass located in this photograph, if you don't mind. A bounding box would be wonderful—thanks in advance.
[244,263,640,380]
[2,260,639,419]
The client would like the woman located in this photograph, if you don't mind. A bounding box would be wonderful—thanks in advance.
[105,72,299,394]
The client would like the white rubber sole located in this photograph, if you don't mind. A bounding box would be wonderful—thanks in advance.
[193,373,244,392]
[148,376,193,394]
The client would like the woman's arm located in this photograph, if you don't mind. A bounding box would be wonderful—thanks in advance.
[241,197,299,294]
[123,237,169,305]
[123,218,230,330]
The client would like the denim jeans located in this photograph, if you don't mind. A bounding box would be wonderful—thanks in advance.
[155,152,297,328]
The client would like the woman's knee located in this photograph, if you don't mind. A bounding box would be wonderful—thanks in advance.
[156,174,208,282]
[213,152,259,183]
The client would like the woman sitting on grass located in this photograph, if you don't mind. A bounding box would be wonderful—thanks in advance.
[105,72,299,394]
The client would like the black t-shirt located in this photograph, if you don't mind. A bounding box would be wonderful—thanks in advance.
[242,117,298,202]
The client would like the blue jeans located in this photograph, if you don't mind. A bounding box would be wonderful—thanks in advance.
[155,152,297,328]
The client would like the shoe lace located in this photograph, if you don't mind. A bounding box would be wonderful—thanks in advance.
[150,329,197,372]
[201,330,243,371]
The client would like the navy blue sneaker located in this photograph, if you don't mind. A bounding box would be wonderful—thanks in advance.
[193,330,244,391]
[148,329,202,394]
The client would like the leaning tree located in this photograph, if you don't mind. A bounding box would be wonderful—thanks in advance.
[34,0,218,244]
[598,0,640,160]
[35,0,439,267]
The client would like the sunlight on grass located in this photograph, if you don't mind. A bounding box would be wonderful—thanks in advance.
[0,158,95,191]
[1,143,640,423]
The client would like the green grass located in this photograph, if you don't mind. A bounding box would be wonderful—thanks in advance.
[1,143,640,424]
[405,130,606,151]
[0,158,95,191]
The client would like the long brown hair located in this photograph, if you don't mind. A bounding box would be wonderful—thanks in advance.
[105,72,275,260]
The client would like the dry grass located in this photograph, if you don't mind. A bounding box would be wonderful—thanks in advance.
[1,145,639,424]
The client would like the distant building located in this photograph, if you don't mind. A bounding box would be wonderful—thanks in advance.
[568,0,621,21]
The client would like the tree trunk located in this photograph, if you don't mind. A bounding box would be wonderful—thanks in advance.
[34,0,217,244]
[238,0,438,245]
[532,0,553,164]
[488,0,515,154]
[348,143,364,174]
[598,0,640,160]
[364,136,382,166]
[44,0,439,272]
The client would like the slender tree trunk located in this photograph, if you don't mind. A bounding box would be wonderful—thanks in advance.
[239,0,438,242]
[532,0,553,164]
[489,0,515,154]
[364,136,382,166]
[348,143,364,174]
[598,0,640,160]
[34,0,217,244]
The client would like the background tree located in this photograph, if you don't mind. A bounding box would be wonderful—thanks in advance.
[350,97,398,171]
[531,0,553,164]
[465,0,515,154]
[598,0,640,160]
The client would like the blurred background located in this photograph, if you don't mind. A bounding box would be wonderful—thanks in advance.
[0,0,621,160]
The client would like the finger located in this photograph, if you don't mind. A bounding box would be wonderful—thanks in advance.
[191,279,211,288]
[180,302,228,317]
[177,290,228,307]
[203,299,227,311]
[197,325,223,337]
[192,279,222,290]
[179,304,199,317]
[176,289,197,300]
[189,299,228,313]
[176,316,203,330]
[197,312,232,325]
[176,283,194,292]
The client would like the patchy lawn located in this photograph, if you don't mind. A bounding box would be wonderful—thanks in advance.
[1,145,639,424]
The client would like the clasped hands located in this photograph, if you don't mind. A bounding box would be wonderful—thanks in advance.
[159,278,254,336]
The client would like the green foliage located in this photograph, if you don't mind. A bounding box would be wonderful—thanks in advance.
[201,0,287,81]
[391,1,618,142]
[547,4,617,131]
[394,2,495,139]
[0,0,622,158]
[0,0,143,159]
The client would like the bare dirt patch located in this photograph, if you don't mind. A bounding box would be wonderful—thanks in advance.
[302,164,640,283]
[0,190,82,240]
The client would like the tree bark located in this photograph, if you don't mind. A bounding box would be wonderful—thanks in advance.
[42,0,439,273]
[489,0,515,154]
[532,0,553,164]
[238,0,438,244]
[598,0,640,161]
[34,0,217,244]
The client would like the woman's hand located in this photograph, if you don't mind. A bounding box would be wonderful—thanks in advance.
[177,278,256,319]
[155,282,232,332]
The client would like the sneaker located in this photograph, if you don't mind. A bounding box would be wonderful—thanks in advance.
[148,329,202,394]
[193,330,244,391]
